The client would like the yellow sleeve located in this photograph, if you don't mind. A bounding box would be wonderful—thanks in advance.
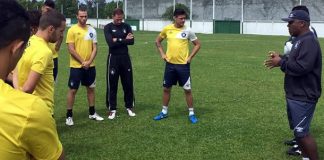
[20,98,63,160]
[159,26,167,39]
[31,50,52,74]
[66,27,74,44]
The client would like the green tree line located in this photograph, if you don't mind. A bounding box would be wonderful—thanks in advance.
[17,0,123,19]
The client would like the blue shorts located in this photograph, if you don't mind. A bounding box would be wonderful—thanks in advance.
[286,98,316,138]
[163,62,191,90]
[68,67,96,89]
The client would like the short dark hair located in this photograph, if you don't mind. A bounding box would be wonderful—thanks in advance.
[39,10,66,30]
[44,0,55,9]
[77,6,87,15]
[27,10,41,28]
[173,8,187,17]
[0,0,30,49]
[292,5,309,15]
[112,8,124,16]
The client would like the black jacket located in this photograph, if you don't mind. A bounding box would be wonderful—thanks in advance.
[280,31,322,103]
[104,22,134,55]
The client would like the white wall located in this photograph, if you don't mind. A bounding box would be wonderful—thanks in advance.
[73,18,324,37]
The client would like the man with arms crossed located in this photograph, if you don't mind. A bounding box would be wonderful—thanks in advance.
[265,10,321,160]
[14,10,66,115]
[104,8,136,119]
[65,8,104,126]
[154,9,201,124]
[0,0,64,159]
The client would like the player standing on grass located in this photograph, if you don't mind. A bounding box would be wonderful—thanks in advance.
[104,8,136,119]
[153,8,201,124]
[265,10,321,160]
[14,10,66,115]
[0,0,65,159]
[282,5,318,157]
[41,0,63,82]
[65,8,104,126]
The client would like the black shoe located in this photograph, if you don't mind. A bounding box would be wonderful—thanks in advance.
[284,138,297,146]
[286,145,301,156]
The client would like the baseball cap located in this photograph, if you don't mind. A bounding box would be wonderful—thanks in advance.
[281,10,310,22]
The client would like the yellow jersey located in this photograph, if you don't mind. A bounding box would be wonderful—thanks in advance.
[16,35,54,113]
[66,24,97,68]
[49,42,58,58]
[0,80,62,160]
[159,24,197,64]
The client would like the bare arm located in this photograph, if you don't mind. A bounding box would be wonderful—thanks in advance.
[155,35,167,61]
[55,35,63,52]
[21,70,41,94]
[67,43,84,65]
[187,39,201,63]
[12,68,18,89]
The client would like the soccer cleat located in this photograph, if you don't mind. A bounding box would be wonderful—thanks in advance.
[108,111,116,120]
[284,138,297,146]
[127,108,136,117]
[287,145,301,156]
[89,113,104,121]
[153,112,168,120]
[65,117,74,126]
[189,115,198,124]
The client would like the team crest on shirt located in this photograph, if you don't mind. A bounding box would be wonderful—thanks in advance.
[181,32,187,38]
[294,40,301,49]
[89,33,93,38]
[112,30,116,32]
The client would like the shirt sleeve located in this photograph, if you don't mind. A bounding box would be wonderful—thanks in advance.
[20,98,63,160]
[31,50,52,75]
[188,28,198,41]
[159,27,167,39]
[66,27,74,44]
[90,27,97,43]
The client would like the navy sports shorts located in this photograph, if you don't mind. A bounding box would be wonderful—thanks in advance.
[286,98,316,138]
[163,62,191,90]
[68,67,96,89]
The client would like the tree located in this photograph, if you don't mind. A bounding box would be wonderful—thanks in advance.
[104,1,123,19]
[162,3,190,21]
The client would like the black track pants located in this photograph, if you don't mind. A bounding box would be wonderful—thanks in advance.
[106,54,134,110]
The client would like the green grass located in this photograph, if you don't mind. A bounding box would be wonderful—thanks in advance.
[54,30,324,160]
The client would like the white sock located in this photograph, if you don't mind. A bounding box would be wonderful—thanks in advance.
[110,110,116,113]
[162,106,168,114]
[302,157,310,160]
[188,108,194,116]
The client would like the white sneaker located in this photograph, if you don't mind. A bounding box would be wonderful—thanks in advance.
[108,110,116,120]
[66,117,74,126]
[127,108,136,117]
[89,113,104,121]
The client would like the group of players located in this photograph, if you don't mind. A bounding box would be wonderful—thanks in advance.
[0,0,201,159]
[0,0,322,159]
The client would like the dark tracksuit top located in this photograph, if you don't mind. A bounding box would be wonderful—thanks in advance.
[280,31,322,103]
[104,22,134,110]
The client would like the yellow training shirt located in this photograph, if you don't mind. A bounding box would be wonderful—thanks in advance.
[16,35,54,113]
[159,24,197,64]
[0,80,63,160]
[66,24,97,68]
[49,42,58,58]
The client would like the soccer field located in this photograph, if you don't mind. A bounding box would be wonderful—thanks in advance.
[53,30,324,160]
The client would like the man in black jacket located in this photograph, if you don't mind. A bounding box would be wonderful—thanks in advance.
[104,8,135,119]
[265,10,321,160]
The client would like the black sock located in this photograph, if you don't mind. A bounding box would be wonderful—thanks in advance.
[89,106,95,115]
[66,109,73,118]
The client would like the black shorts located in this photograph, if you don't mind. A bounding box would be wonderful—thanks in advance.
[68,67,96,89]
[53,58,58,81]
[163,62,191,89]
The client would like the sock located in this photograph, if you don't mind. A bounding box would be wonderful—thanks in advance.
[302,157,310,160]
[89,106,95,115]
[110,110,116,113]
[66,109,73,118]
[188,108,194,116]
[162,106,168,114]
